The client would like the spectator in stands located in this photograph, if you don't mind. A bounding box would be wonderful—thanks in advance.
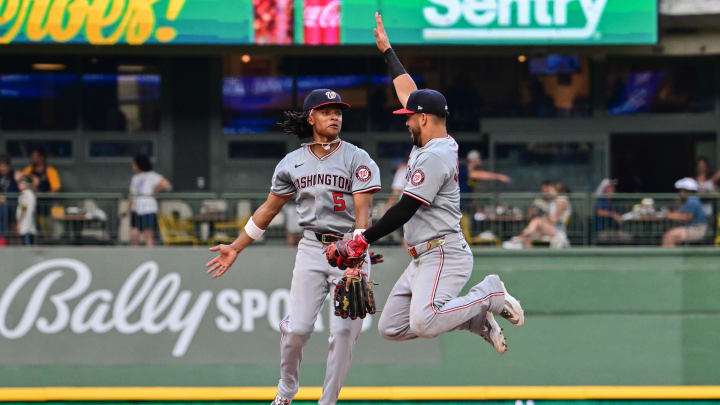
[125,155,172,247]
[662,177,707,247]
[694,157,720,193]
[385,158,407,207]
[465,150,511,185]
[15,176,37,245]
[462,150,511,219]
[22,148,61,192]
[694,157,719,217]
[0,154,19,245]
[594,178,631,243]
[528,180,552,219]
[502,180,571,249]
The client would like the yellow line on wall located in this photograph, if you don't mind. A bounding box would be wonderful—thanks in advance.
[1,386,720,401]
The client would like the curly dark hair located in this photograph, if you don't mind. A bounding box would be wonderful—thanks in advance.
[278,110,313,139]
[133,154,153,172]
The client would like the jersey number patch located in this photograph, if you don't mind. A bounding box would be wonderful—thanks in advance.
[332,192,346,211]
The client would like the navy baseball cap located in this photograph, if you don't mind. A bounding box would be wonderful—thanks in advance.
[393,89,449,117]
[303,89,350,112]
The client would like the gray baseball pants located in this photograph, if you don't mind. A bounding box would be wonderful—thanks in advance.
[277,236,370,405]
[378,237,505,340]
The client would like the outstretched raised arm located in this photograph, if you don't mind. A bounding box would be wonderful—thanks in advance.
[374,12,417,107]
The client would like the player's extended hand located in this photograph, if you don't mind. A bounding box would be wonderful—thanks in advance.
[369,251,384,265]
[206,244,238,279]
[373,11,391,52]
[326,234,369,269]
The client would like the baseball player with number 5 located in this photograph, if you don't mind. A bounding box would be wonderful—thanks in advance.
[326,13,525,354]
[206,89,381,405]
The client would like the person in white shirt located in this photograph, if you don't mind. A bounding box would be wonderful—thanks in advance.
[125,155,171,247]
[16,176,37,245]
[502,180,571,249]
[387,158,408,206]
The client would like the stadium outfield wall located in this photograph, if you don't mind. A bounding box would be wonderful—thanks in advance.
[0,247,718,400]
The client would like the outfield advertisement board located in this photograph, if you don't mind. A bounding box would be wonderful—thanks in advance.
[0,0,657,45]
[0,247,717,388]
[374,0,658,45]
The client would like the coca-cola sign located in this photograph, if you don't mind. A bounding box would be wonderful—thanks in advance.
[303,0,341,44]
[304,0,340,28]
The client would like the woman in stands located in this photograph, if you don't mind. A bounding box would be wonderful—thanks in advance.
[502,180,571,249]
[124,154,172,247]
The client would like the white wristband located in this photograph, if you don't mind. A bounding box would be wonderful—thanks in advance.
[244,217,265,240]
[353,228,366,238]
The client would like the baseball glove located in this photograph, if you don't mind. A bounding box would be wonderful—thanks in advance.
[334,268,376,320]
[325,234,369,270]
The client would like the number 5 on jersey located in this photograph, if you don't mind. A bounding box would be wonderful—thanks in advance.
[332,192,346,211]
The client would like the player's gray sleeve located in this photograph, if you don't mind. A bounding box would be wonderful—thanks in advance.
[351,150,381,194]
[270,157,296,196]
[403,152,449,206]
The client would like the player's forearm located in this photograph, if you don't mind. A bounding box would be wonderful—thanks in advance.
[362,194,422,244]
[229,207,277,253]
[229,232,255,254]
[393,74,418,107]
[250,199,283,230]
[230,194,288,253]
[353,193,373,230]
[354,206,371,230]
[384,48,417,107]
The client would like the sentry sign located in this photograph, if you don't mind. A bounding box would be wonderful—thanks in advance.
[379,0,657,45]
[423,0,608,40]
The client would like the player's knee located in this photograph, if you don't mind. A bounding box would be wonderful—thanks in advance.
[409,318,442,339]
[409,324,439,339]
[282,321,314,337]
[330,325,357,343]
[378,324,406,341]
[378,316,407,341]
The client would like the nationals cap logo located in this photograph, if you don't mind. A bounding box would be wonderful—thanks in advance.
[410,169,425,186]
[355,165,371,182]
[325,91,338,99]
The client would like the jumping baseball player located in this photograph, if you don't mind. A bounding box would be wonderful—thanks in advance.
[206,89,381,405]
[325,13,524,354]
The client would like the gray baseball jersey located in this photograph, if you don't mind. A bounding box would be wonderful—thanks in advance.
[377,135,507,345]
[271,141,381,233]
[401,135,462,246]
[270,140,379,405]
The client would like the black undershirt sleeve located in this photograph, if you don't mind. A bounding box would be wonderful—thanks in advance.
[362,194,423,244]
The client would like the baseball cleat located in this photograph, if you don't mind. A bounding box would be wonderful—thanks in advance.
[271,395,292,405]
[500,282,525,327]
[481,312,507,355]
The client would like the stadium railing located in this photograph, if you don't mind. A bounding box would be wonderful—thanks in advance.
[0,192,716,247]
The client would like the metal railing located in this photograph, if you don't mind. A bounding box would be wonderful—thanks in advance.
[0,192,717,247]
